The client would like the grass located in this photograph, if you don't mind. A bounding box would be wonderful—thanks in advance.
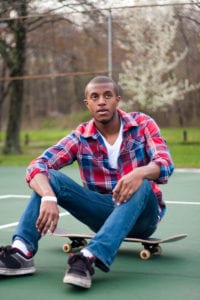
[0,127,200,167]
[0,129,71,166]
[161,128,200,168]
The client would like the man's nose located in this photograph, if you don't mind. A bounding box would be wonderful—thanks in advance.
[98,95,106,104]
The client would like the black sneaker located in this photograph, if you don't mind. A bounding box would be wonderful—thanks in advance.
[0,246,35,276]
[63,253,95,288]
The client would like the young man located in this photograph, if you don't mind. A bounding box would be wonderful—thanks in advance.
[0,76,174,288]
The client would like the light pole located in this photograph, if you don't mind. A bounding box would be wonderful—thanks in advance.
[108,9,112,78]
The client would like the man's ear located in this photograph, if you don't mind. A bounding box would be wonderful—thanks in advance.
[83,98,88,106]
[116,95,121,105]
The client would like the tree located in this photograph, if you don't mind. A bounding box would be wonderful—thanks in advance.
[0,1,27,153]
[0,60,9,136]
[0,0,107,154]
[174,2,200,126]
[118,7,200,122]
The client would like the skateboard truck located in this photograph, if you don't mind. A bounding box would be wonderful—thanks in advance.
[140,243,162,260]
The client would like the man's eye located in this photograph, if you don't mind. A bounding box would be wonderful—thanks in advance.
[91,94,98,100]
[105,93,112,99]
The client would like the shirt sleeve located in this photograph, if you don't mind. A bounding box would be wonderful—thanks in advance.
[145,117,174,184]
[26,133,78,183]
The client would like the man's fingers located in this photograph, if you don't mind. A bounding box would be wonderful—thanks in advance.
[37,217,57,236]
[41,219,51,235]
[36,212,45,231]
[49,222,57,234]
[115,189,129,205]
[36,201,59,234]
[112,181,122,201]
[113,180,135,205]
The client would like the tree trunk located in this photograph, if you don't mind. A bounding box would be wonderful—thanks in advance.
[0,63,7,139]
[3,1,27,154]
[3,79,24,153]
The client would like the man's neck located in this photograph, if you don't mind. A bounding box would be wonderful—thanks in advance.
[95,115,121,145]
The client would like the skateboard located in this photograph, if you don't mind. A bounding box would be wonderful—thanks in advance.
[51,228,187,260]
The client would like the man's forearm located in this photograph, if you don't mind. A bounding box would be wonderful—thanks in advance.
[134,162,161,181]
[29,173,56,197]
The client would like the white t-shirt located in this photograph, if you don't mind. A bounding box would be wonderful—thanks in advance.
[99,122,123,169]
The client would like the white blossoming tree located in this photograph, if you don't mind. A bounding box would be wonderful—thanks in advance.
[118,8,200,116]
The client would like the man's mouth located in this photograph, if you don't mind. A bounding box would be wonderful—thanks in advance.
[96,109,109,115]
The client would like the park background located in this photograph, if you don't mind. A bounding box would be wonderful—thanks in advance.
[0,0,199,165]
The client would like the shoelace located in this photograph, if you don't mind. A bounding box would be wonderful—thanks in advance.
[0,246,12,257]
[69,254,95,275]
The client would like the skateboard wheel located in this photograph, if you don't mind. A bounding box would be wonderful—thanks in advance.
[140,249,151,260]
[62,243,72,253]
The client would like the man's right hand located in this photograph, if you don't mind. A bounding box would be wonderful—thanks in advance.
[36,201,59,236]
[29,173,60,235]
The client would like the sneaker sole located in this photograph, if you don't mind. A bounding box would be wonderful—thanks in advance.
[0,266,36,276]
[63,274,91,289]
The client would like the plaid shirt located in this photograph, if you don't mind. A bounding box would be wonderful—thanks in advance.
[26,109,174,218]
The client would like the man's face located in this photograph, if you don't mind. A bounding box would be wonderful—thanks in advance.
[84,82,121,125]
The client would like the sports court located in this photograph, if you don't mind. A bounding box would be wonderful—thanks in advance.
[0,166,200,300]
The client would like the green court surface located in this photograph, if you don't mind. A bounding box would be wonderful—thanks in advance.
[0,167,200,300]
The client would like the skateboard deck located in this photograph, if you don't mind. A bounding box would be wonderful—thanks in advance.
[51,228,187,260]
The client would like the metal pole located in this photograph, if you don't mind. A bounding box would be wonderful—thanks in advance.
[108,9,112,78]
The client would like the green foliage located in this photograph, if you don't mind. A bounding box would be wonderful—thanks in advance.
[0,128,199,168]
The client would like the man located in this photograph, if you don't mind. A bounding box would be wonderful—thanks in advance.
[0,76,174,288]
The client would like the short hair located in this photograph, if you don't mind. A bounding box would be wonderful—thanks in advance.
[85,76,120,96]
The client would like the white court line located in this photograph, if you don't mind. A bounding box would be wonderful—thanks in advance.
[0,212,69,230]
[166,201,200,205]
[0,195,29,199]
[0,222,19,229]
[0,195,199,230]
[175,168,200,173]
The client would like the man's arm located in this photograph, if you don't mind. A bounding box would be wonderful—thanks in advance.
[30,173,59,236]
[113,114,174,205]
[25,134,79,235]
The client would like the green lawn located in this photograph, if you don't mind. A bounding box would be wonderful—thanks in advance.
[0,128,199,167]
[161,128,200,168]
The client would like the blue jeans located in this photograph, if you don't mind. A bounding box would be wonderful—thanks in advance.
[13,170,159,271]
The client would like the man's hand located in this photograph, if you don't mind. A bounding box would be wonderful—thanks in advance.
[36,201,59,236]
[112,170,143,205]
[112,163,160,205]
[29,173,60,235]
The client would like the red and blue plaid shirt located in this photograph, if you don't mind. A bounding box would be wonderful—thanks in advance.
[26,109,174,219]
